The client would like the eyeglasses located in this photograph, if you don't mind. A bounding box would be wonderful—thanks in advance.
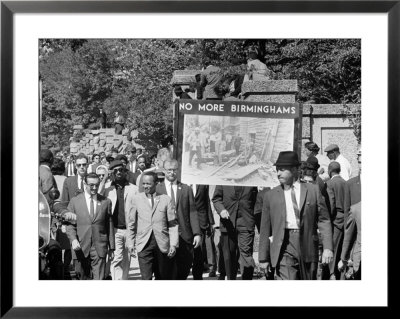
[98,174,105,177]
[113,168,124,174]
[76,163,87,167]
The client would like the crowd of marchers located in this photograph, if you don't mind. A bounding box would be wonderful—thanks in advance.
[39,139,361,281]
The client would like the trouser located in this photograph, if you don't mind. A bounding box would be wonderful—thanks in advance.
[329,226,344,280]
[74,245,106,280]
[137,232,174,280]
[174,236,194,280]
[220,228,255,280]
[192,230,206,280]
[275,229,317,280]
[189,146,202,168]
[111,228,131,280]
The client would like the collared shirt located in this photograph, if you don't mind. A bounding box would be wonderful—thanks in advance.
[335,154,352,181]
[146,192,156,207]
[77,174,84,190]
[84,192,98,218]
[191,184,197,197]
[283,180,301,229]
[164,179,178,203]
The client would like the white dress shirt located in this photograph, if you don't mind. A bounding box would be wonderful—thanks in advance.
[77,175,84,190]
[283,180,301,229]
[164,179,178,203]
[335,154,352,181]
[84,192,98,217]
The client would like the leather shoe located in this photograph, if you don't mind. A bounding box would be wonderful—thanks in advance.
[208,271,216,278]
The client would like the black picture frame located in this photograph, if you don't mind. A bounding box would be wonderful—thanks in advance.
[1,0,396,317]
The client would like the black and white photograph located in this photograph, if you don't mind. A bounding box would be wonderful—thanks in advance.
[38,37,363,283]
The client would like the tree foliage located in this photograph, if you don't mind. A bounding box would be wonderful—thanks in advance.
[39,38,361,152]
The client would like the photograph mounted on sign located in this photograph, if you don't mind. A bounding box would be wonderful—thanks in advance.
[177,100,300,187]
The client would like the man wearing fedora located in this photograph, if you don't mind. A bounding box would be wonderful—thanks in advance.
[304,141,330,182]
[324,144,352,181]
[326,161,347,280]
[259,151,333,280]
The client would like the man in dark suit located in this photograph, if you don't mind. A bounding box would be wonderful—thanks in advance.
[156,159,201,280]
[64,154,77,177]
[212,184,258,280]
[61,153,88,202]
[191,184,214,280]
[338,201,361,280]
[259,151,333,280]
[326,161,347,280]
[64,172,115,280]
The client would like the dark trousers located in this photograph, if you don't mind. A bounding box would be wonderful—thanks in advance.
[174,236,194,280]
[329,226,344,280]
[192,230,206,280]
[189,146,202,168]
[275,229,317,280]
[74,245,106,280]
[221,228,255,280]
[137,232,174,280]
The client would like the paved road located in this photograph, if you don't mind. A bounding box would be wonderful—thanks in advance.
[128,252,265,280]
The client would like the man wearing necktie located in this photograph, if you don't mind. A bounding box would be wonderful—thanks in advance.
[61,153,88,202]
[259,151,333,280]
[127,172,179,280]
[212,184,258,280]
[156,159,201,280]
[65,172,115,280]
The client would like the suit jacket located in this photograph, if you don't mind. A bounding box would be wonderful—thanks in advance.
[341,201,361,272]
[61,175,84,203]
[127,192,179,254]
[104,183,138,237]
[326,175,347,230]
[259,183,333,266]
[64,161,77,177]
[156,181,201,244]
[66,193,115,259]
[193,185,214,230]
[344,175,361,222]
[212,185,258,233]
[39,165,58,202]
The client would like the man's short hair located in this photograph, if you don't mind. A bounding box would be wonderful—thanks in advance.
[75,153,88,162]
[92,153,99,158]
[115,154,128,163]
[328,161,341,175]
[164,158,178,168]
[143,171,158,183]
[84,172,100,183]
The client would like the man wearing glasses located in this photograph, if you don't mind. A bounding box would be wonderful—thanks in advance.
[104,160,138,280]
[61,153,89,202]
[156,159,201,280]
[64,172,115,280]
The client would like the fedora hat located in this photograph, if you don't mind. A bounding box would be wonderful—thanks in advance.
[274,151,300,167]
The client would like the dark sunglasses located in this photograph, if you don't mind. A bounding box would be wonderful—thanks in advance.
[113,168,125,174]
[76,163,87,167]
[98,174,105,177]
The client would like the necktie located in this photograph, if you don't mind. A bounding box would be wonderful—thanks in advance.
[170,183,176,207]
[291,186,300,227]
[151,194,154,208]
[90,197,94,219]
[80,177,84,190]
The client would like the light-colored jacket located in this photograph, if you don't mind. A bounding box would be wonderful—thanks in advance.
[127,192,179,254]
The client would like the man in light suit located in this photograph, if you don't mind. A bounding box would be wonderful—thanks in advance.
[259,151,333,280]
[156,159,201,280]
[104,160,138,280]
[61,153,88,202]
[338,201,361,280]
[127,172,178,280]
[65,172,115,280]
[326,161,347,280]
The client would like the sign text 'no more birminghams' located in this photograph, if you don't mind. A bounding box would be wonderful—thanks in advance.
[177,100,300,119]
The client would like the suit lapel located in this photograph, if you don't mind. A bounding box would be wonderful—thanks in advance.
[78,193,91,221]
[299,183,308,218]
[176,182,183,207]
[93,196,102,223]
[276,186,286,220]
[152,195,161,216]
